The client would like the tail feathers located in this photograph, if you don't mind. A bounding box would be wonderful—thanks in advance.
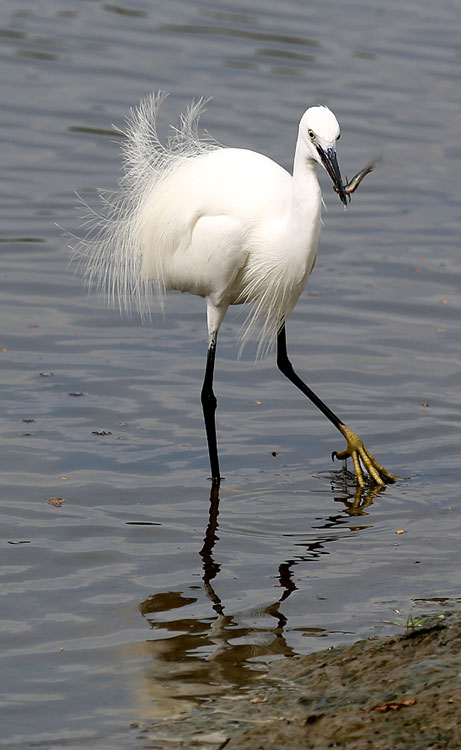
[72,91,218,318]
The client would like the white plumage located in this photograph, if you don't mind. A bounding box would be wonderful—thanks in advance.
[76,92,396,489]
[77,92,340,352]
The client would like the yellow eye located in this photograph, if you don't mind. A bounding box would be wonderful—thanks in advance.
[308,129,316,141]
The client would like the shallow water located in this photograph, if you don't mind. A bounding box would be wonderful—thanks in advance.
[1,0,461,746]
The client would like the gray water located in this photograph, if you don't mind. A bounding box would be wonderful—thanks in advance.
[1,0,461,747]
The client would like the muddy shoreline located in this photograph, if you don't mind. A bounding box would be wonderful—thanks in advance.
[134,611,461,749]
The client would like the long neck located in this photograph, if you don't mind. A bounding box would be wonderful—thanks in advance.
[291,138,322,227]
[237,137,323,352]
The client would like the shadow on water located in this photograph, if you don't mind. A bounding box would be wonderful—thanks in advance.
[135,473,387,717]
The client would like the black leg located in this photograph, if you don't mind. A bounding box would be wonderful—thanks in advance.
[276,324,344,431]
[201,333,220,486]
[276,324,396,487]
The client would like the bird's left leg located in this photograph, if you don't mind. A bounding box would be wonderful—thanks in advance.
[201,332,220,487]
[276,324,395,487]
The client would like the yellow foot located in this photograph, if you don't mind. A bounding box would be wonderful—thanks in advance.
[332,424,396,488]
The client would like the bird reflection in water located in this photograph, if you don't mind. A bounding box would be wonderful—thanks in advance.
[135,476,389,717]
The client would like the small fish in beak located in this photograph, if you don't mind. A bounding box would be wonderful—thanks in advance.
[333,159,380,202]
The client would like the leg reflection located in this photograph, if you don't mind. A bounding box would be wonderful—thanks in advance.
[200,483,223,616]
[199,484,297,645]
[328,467,388,515]
[135,485,297,718]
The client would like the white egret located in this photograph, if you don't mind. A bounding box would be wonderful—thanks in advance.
[77,92,395,488]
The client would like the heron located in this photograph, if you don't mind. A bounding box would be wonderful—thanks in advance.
[77,92,395,489]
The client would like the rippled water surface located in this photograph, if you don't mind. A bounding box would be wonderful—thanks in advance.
[1,0,461,747]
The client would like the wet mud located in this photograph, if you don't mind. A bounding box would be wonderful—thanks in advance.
[135,611,461,749]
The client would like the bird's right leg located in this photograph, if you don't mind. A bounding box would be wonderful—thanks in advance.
[201,331,220,487]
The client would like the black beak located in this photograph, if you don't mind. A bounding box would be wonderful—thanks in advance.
[317,144,348,208]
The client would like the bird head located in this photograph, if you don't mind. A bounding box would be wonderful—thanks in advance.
[300,106,347,207]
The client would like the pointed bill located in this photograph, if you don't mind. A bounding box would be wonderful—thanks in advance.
[317,145,348,207]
